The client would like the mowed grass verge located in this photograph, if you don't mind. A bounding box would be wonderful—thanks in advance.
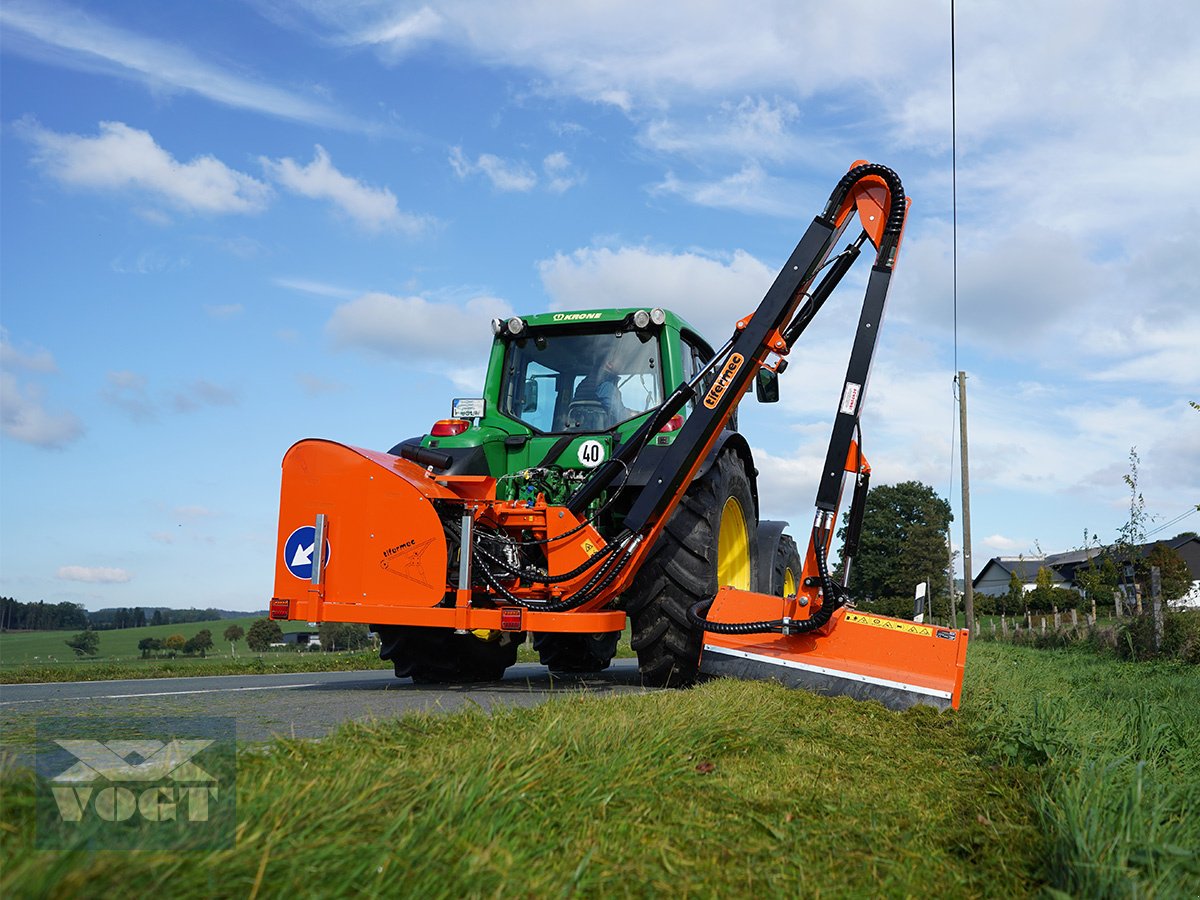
[1,643,1195,897]
[0,675,1039,898]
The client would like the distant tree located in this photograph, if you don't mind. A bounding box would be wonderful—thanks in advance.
[150,609,165,627]
[223,624,245,657]
[134,607,146,628]
[184,629,214,658]
[138,637,162,659]
[1141,543,1193,603]
[163,633,187,657]
[836,481,953,614]
[318,622,369,652]
[246,618,282,652]
[65,630,99,657]
[997,570,1025,617]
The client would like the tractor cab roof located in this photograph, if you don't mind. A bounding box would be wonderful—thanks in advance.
[513,307,702,337]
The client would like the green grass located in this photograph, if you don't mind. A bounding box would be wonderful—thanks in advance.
[0,616,313,668]
[960,644,1199,898]
[1,641,1195,897]
[0,676,1040,898]
[0,617,394,683]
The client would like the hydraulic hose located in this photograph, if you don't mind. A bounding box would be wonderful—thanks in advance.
[818,163,906,268]
[687,525,843,636]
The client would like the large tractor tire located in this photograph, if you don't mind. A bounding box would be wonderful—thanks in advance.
[532,631,620,674]
[375,625,522,683]
[759,531,802,599]
[622,450,757,687]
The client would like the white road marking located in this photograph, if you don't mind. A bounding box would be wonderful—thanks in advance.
[0,682,321,706]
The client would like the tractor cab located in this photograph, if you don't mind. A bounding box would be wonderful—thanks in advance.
[496,317,664,434]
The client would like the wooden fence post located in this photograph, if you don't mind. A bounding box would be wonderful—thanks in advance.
[1152,566,1164,653]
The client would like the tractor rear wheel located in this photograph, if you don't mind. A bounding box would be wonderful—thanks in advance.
[622,450,757,687]
[532,631,620,674]
[765,533,802,598]
[376,625,522,682]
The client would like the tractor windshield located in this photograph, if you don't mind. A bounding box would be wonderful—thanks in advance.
[499,328,663,433]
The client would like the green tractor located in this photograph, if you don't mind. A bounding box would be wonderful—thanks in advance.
[386,306,801,683]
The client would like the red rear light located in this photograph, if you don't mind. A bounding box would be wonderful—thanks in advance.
[500,607,523,631]
[269,598,290,620]
[431,418,470,437]
[658,414,685,434]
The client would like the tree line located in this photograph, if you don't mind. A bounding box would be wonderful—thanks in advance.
[1,599,261,632]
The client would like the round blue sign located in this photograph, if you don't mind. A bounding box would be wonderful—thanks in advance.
[283,526,331,580]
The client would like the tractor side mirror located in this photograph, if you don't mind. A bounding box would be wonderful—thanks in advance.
[755,369,779,403]
[523,378,540,410]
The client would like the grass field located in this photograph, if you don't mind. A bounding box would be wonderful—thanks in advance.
[0,620,636,683]
[0,617,398,683]
[0,616,313,667]
[1,641,1196,897]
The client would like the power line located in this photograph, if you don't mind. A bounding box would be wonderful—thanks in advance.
[1146,505,1199,538]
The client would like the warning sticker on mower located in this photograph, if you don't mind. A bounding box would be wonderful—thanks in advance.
[845,611,939,637]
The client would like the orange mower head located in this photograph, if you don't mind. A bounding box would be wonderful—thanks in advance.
[698,588,968,711]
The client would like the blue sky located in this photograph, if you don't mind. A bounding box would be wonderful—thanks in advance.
[2,0,1198,612]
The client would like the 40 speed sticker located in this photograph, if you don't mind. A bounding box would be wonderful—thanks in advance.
[577,439,606,468]
[844,611,947,638]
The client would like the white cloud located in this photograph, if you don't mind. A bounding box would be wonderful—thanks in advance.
[273,277,360,300]
[204,304,244,319]
[0,0,359,129]
[262,146,430,233]
[0,372,85,449]
[0,329,57,373]
[542,152,582,194]
[538,244,775,342]
[0,332,83,449]
[105,371,238,420]
[56,565,132,584]
[339,5,444,58]
[652,163,810,217]
[326,292,513,388]
[449,146,537,192]
[23,120,270,214]
[641,96,804,163]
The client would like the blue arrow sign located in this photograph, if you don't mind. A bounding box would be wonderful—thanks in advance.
[283,525,331,580]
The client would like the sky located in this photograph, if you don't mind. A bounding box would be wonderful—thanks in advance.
[1,0,1198,613]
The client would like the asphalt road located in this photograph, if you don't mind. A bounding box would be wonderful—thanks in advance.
[0,661,650,755]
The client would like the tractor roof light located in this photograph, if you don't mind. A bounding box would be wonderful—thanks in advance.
[650,307,666,325]
[506,316,526,336]
[632,309,651,329]
[491,317,504,335]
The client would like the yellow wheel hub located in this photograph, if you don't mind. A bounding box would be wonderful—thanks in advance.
[717,496,751,590]
[782,565,797,599]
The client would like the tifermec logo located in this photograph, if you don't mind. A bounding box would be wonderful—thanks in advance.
[36,717,235,850]
[703,353,745,409]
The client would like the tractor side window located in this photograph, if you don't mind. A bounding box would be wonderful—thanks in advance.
[520,361,560,433]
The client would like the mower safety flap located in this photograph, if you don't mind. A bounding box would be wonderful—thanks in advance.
[273,440,454,616]
[699,596,968,711]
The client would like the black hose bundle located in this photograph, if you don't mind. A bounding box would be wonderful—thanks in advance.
[687,525,844,636]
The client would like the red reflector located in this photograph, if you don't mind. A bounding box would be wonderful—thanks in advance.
[500,607,523,631]
[269,599,290,620]
[658,414,685,433]
[431,418,469,437]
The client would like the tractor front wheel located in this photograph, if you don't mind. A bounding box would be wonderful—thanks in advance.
[532,631,620,674]
[376,625,522,682]
[622,450,757,687]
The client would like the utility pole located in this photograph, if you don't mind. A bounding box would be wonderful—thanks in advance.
[957,372,975,632]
